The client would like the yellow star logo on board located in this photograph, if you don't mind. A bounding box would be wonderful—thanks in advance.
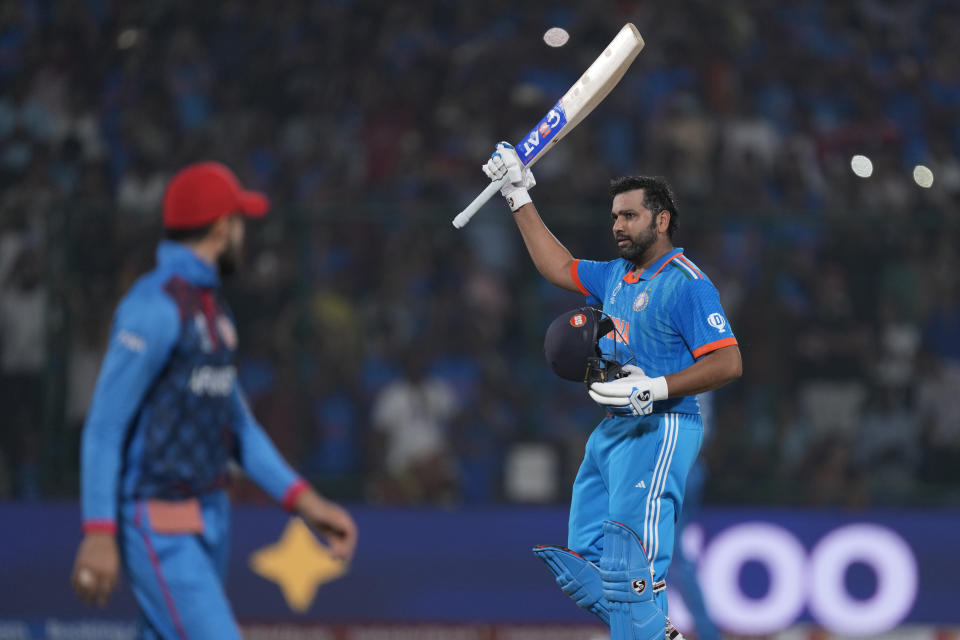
[249,517,347,612]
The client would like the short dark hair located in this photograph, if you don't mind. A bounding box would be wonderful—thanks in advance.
[163,222,216,243]
[609,176,679,238]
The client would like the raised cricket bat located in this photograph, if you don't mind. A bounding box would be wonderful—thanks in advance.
[452,23,645,229]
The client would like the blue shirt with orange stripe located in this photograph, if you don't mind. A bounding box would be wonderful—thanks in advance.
[571,247,737,415]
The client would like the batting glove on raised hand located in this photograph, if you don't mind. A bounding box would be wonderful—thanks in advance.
[482,142,536,212]
[588,365,668,417]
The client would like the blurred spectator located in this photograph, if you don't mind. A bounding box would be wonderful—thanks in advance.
[0,248,46,498]
[369,349,461,504]
[793,262,870,441]
[855,383,919,504]
[915,351,960,487]
[116,155,167,218]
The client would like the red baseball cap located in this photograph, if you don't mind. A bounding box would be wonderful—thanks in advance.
[162,162,269,229]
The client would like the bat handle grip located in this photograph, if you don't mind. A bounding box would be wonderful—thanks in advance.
[452,176,509,229]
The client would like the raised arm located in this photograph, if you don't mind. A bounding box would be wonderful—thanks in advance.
[483,142,581,293]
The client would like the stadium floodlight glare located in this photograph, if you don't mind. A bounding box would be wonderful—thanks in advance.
[850,155,873,178]
[913,165,934,188]
[543,27,570,47]
[117,28,140,50]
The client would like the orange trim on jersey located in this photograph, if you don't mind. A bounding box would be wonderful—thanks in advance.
[650,253,683,279]
[692,336,738,359]
[570,260,590,295]
[626,252,682,283]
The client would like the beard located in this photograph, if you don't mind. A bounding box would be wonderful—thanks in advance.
[616,218,659,263]
[217,240,243,278]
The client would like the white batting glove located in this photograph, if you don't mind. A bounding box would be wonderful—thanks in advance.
[482,142,536,212]
[588,365,668,417]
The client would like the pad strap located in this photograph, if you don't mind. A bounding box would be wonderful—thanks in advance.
[599,520,675,640]
[533,545,610,626]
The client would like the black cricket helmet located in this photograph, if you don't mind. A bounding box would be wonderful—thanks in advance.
[543,306,632,384]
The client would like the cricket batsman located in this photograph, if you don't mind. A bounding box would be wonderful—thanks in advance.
[70,162,358,639]
[483,143,741,639]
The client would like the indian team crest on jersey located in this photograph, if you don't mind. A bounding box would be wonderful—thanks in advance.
[633,291,650,312]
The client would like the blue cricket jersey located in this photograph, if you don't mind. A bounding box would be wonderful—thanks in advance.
[80,241,303,532]
[572,247,737,414]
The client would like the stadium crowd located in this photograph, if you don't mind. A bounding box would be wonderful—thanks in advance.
[1,0,959,507]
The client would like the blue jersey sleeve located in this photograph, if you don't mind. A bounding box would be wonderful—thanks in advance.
[81,289,179,531]
[670,278,738,360]
[231,387,304,508]
[572,259,616,300]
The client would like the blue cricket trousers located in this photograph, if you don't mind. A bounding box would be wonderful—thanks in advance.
[119,491,241,640]
[568,412,703,613]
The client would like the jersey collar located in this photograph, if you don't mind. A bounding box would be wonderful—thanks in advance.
[623,247,684,283]
[156,241,220,287]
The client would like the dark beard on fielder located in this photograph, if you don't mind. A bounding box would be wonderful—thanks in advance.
[616,216,659,263]
[217,241,242,278]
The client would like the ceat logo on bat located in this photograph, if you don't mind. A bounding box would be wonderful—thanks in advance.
[570,313,587,327]
[516,100,568,165]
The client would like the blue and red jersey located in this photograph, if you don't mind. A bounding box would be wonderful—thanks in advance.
[571,247,737,414]
[80,241,303,533]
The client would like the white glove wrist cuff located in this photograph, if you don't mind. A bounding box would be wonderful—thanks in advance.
[506,189,531,212]
[650,376,668,401]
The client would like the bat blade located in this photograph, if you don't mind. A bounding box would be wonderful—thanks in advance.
[452,24,645,228]
[516,24,644,167]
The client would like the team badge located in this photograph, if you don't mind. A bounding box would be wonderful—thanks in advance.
[570,313,587,328]
[632,579,647,595]
[707,313,726,333]
[633,291,650,312]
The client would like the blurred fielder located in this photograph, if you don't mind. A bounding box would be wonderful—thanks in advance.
[483,143,740,639]
[70,162,358,639]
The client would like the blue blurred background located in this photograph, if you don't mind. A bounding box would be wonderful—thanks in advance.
[1,0,959,637]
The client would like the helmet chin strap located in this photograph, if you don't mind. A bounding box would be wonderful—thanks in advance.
[585,355,623,384]
[583,306,637,385]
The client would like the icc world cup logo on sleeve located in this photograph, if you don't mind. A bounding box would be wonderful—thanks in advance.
[707,313,726,333]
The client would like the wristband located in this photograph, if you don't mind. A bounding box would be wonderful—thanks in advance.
[649,376,668,401]
[506,189,532,212]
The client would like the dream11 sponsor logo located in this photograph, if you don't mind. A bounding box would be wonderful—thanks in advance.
[668,522,918,636]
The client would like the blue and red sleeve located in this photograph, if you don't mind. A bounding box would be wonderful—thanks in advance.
[231,387,306,511]
[80,287,179,533]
